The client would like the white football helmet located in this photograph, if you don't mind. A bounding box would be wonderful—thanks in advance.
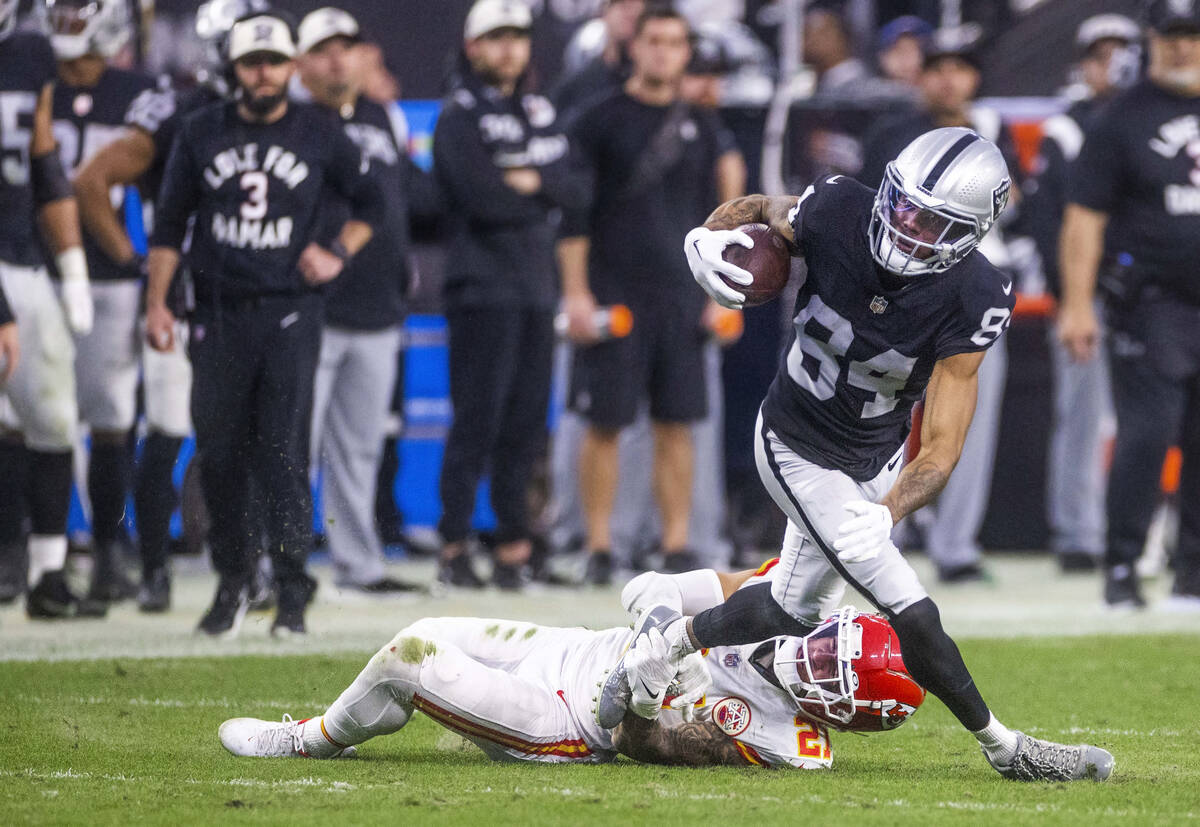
[39,0,131,60]
[868,126,1011,277]
[194,0,270,92]
[0,0,19,42]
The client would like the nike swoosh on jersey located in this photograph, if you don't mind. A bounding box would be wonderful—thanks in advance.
[1001,279,1013,295]
[888,455,901,471]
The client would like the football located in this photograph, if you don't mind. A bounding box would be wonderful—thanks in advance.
[720,222,791,306]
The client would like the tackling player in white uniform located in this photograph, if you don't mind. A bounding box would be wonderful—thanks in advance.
[218,562,924,768]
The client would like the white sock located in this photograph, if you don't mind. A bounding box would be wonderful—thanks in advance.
[28,535,67,587]
[973,713,1020,764]
[667,617,699,659]
[300,716,349,759]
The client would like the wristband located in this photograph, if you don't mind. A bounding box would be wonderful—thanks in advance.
[55,246,89,284]
[329,239,352,263]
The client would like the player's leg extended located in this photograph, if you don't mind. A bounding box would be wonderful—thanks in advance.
[224,618,589,762]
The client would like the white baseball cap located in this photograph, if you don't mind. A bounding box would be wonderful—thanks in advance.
[464,0,532,40]
[1076,14,1141,53]
[227,14,295,61]
[297,7,361,55]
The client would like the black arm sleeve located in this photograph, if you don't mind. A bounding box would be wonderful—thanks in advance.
[150,128,200,250]
[31,149,73,206]
[432,106,544,226]
[0,284,13,325]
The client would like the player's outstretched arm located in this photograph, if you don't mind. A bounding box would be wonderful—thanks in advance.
[702,194,797,248]
[74,130,157,268]
[612,711,754,768]
[881,350,984,524]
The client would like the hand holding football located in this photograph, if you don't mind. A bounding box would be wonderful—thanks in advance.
[720,223,791,307]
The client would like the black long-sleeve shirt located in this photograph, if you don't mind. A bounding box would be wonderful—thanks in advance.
[432,73,586,311]
[152,100,384,300]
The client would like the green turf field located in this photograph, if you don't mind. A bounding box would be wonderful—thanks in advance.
[3,633,1198,825]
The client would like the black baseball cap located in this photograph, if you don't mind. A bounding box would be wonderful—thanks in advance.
[1145,0,1200,35]
[923,25,982,70]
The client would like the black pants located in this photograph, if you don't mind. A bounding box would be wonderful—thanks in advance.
[1105,296,1200,595]
[188,294,321,589]
[438,305,554,545]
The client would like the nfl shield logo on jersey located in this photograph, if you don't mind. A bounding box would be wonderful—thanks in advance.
[723,653,741,668]
[869,295,888,314]
[711,697,752,737]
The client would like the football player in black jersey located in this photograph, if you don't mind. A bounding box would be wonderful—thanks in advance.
[1059,0,1200,611]
[144,11,384,638]
[603,128,1116,782]
[43,0,155,606]
[73,0,270,613]
[0,7,99,618]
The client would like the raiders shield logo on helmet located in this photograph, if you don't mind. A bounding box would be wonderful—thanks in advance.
[991,178,1011,222]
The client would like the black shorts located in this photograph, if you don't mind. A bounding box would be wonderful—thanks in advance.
[569,294,708,429]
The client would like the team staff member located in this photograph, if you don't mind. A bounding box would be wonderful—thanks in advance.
[1059,0,1200,610]
[145,12,384,637]
[561,7,745,584]
[433,0,586,590]
[297,7,431,593]
[74,0,270,613]
[0,13,96,618]
[1023,14,1140,573]
[46,0,155,605]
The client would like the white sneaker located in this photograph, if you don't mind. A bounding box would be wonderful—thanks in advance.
[218,714,354,758]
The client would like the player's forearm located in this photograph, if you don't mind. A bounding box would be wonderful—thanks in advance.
[145,247,180,307]
[612,712,750,767]
[1058,204,1107,311]
[704,194,796,245]
[335,219,372,257]
[557,235,591,296]
[37,198,84,256]
[880,453,953,524]
[73,165,136,265]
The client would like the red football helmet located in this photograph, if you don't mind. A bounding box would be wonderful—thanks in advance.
[771,606,925,733]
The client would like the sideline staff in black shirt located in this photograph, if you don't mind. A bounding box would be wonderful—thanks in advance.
[560,7,745,582]
[145,12,383,637]
[1059,0,1200,609]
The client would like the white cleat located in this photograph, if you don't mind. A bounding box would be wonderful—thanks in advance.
[218,714,354,759]
[595,604,683,729]
[985,731,1113,782]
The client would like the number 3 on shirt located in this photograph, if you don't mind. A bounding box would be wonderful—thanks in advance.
[240,171,269,220]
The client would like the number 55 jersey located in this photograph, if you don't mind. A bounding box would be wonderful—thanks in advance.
[763,174,1015,482]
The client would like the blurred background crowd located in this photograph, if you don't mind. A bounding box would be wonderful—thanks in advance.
[0,0,1191,634]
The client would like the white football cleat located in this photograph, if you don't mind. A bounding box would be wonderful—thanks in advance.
[595,604,683,729]
[218,714,354,759]
[985,731,1113,782]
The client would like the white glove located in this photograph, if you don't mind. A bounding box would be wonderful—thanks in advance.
[833,500,894,563]
[625,628,678,720]
[56,247,93,336]
[667,652,712,723]
[684,226,753,310]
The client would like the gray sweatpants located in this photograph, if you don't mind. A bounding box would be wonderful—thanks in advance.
[1047,325,1111,556]
[311,325,403,586]
[548,341,729,567]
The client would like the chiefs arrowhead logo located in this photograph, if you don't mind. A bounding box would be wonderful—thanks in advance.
[711,696,752,737]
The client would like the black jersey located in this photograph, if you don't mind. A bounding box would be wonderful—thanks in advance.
[317,97,418,331]
[1069,79,1200,303]
[762,175,1015,481]
[52,66,155,282]
[125,84,223,212]
[570,91,738,302]
[151,100,384,299]
[0,31,57,267]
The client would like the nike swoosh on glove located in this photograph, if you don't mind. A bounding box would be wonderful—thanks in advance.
[626,628,679,720]
[684,226,754,309]
[833,500,893,563]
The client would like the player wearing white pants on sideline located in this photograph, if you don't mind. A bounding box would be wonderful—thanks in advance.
[311,325,402,587]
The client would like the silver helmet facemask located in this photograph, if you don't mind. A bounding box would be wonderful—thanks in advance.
[771,606,862,726]
[868,127,1011,277]
[194,0,270,94]
[39,0,131,60]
